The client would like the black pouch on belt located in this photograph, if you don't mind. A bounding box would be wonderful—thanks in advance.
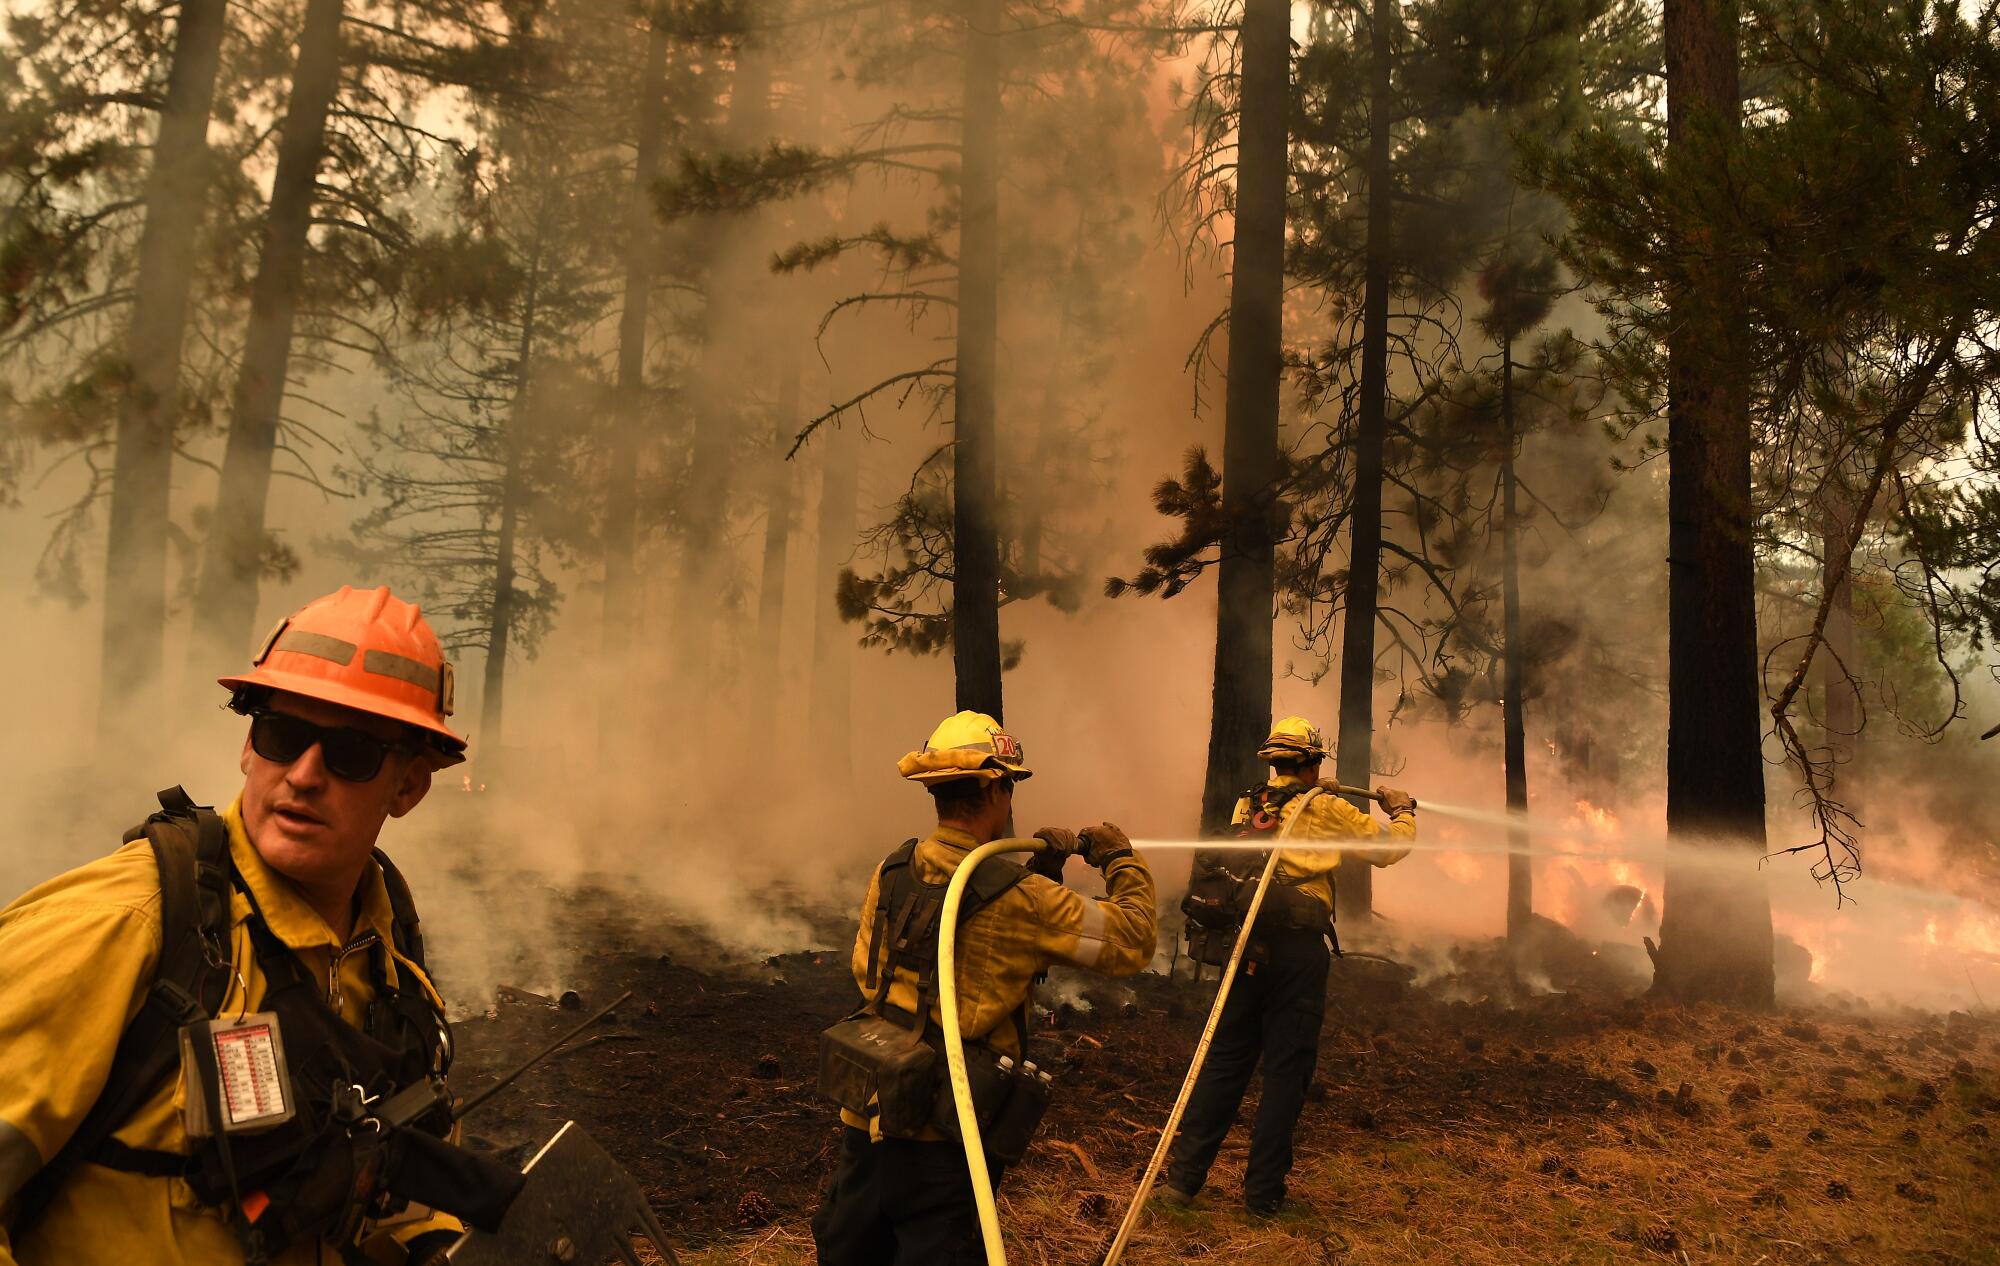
[983,1070,1051,1164]
[817,1010,939,1138]
[931,1055,1050,1165]
[927,1001,1049,1165]
[1184,925,1233,967]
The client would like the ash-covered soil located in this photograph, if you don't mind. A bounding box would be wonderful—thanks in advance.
[445,891,2000,1266]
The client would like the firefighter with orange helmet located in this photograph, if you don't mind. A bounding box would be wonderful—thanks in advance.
[1160,715,1416,1217]
[811,710,1158,1265]
[0,586,475,1266]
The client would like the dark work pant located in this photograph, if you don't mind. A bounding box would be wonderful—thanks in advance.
[812,1127,1007,1266]
[1165,927,1330,1209]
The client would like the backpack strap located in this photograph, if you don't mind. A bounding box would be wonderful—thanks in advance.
[958,854,1028,914]
[950,855,1032,1054]
[372,847,426,970]
[9,788,233,1235]
[861,842,1031,1045]
[861,841,918,997]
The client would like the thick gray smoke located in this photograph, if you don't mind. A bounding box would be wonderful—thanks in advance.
[1,4,1994,1022]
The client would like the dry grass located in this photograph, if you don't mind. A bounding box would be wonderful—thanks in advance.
[677,1001,2000,1266]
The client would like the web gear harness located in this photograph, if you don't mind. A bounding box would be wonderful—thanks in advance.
[6,788,519,1263]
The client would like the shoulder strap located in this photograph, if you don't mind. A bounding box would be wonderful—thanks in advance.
[861,841,919,995]
[372,847,426,970]
[956,854,1028,922]
[951,855,1031,1055]
[9,789,232,1236]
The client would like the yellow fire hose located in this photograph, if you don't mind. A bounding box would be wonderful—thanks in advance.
[938,835,1049,1266]
[1099,786,1327,1266]
[939,789,1339,1266]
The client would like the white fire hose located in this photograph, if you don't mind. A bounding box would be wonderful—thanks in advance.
[1099,787,1323,1266]
[937,790,1325,1266]
[937,835,1048,1266]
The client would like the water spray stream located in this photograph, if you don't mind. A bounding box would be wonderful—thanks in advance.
[1130,837,1605,862]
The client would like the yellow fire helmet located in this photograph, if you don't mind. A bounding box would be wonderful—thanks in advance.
[897,710,1035,786]
[1257,714,1330,764]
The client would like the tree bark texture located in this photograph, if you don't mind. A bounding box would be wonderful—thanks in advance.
[1501,341,1532,942]
[190,0,346,671]
[750,367,799,715]
[483,257,540,743]
[952,0,1004,720]
[674,39,775,694]
[1654,0,1774,1006]
[1197,0,1290,837]
[811,436,860,790]
[599,24,669,754]
[1334,0,1394,918]
[1817,473,1860,825]
[97,0,228,743]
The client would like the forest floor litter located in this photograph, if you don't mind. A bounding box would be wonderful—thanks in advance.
[447,886,2000,1266]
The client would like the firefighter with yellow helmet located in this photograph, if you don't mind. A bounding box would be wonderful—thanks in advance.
[0,586,479,1266]
[812,710,1158,1264]
[1159,715,1416,1216]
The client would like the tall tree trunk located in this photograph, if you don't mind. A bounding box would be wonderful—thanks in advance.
[952,0,1004,720]
[484,259,540,743]
[749,366,799,713]
[811,435,860,792]
[674,40,774,696]
[1197,0,1290,836]
[599,24,669,755]
[1334,0,1394,918]
[1500,338,1532,943]
[1818,469,1860,826]
[189,0,345,671]
[97,0,228,743]
[1653,0,1773,1006]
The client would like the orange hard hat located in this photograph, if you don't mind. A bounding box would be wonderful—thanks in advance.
[218,585,467,766]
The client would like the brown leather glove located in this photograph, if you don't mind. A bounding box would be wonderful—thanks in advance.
[1077,821,1134,869]
[1375,785,1417,817]
[1030,827,1078,880]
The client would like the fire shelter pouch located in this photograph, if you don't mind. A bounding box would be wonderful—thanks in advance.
[817,1013,938,1138]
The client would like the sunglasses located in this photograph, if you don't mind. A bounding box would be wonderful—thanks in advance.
[248,710,411,783]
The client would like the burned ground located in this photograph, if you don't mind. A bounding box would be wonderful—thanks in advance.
[446,892,2000,1266]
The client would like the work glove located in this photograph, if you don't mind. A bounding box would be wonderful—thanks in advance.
[1030,827,1079,880]
[1376,785,1417,817]
[1077,821,1135,869]
[403,1231,461,1266]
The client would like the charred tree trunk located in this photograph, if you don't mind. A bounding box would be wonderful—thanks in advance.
[190,0,345,669]
[599,24,669,755]
[674,42,773,695]
[952,0,1004,720]
[1818,471,1860,825]
[749,367,799,713]
[1653,0,1774,1006]
[483,258,540,743]
[1334,0,1394,918]
[96,0,228,742]
[811,435,860,792]
[1500,338,1532,943]
[1197,0,1290,836]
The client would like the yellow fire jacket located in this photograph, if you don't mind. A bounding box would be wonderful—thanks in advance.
[0,797,459,1266]
[841,825,1158,1137]
[1229,775,1417,914]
